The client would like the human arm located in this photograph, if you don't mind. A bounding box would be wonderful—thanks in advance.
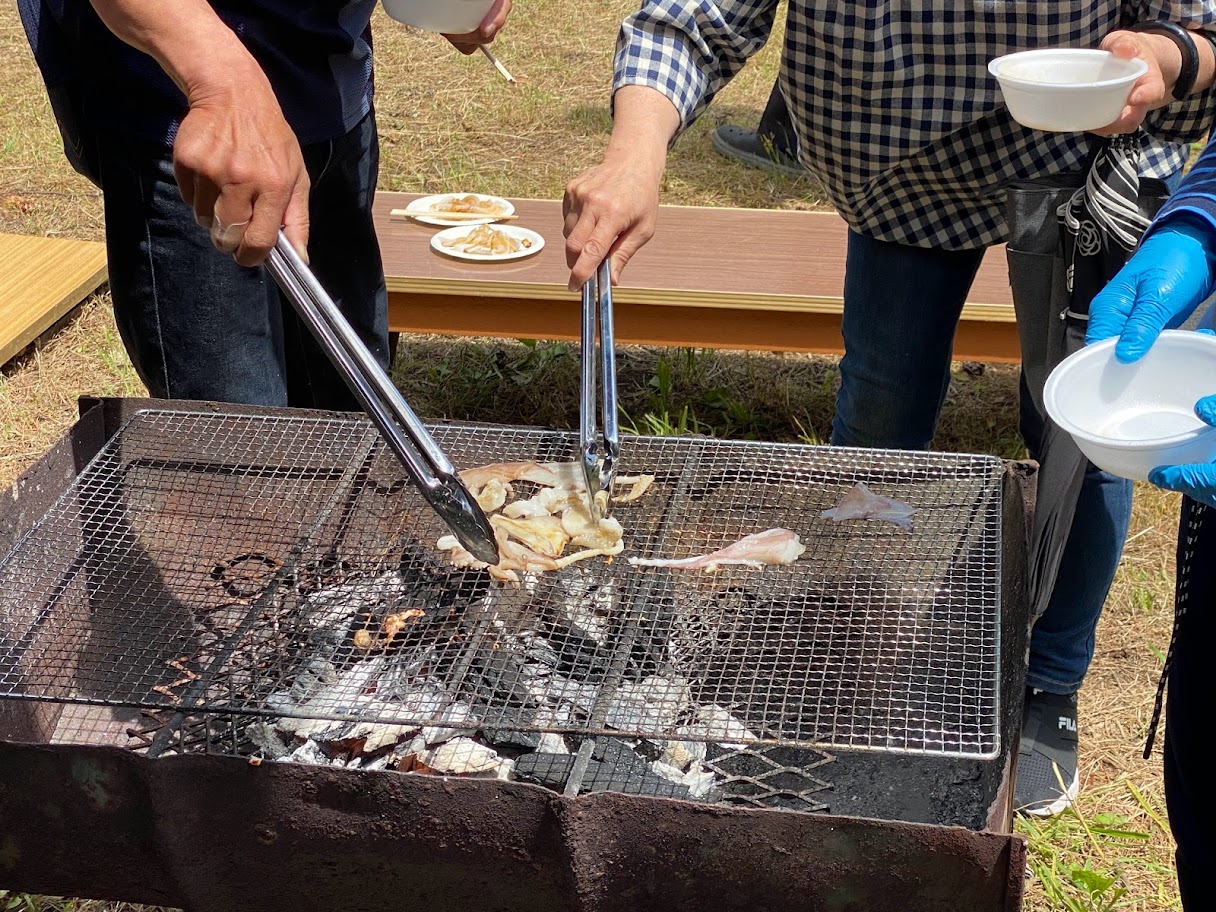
[443,0,513,55]
[562,1,778,289]
[89,0,308,265]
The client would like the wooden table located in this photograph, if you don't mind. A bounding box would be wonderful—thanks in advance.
[375,193,1019,363]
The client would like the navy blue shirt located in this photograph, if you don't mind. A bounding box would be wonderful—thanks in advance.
[17,0,377,147]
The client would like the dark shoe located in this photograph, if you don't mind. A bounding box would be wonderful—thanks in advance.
[711,124,806,177]
[1015,687,1079,818]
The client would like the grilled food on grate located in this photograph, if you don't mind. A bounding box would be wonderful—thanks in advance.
[437,461,655,583]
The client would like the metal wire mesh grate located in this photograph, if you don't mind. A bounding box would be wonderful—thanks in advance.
[0,409,1006,762]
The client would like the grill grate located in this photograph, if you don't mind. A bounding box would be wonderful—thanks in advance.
[0,409,1005,760]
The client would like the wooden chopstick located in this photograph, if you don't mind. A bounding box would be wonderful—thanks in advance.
[390,208,518,222]
[478,44,518,84]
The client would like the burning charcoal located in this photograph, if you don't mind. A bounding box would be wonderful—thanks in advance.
[693,705,759,749]
[289,658,339,701]
[246,721,292,760]
[276,715,351,742]
[265,691,296,714]
[421,702,478,745]
[299,572,408,629]
[580,758,693,800]
[390,734,428,767]
[483,728,542,750]
[556,573,615,645]
[537,732,568,755]
[521,633,560,667]
[480,707,542,749]
[591,738,649,776]
[422,737,503,776]
[283,739,331,766]
[650,759,717,799]
[514,753,578,789]
[542,676,600,714]
[684,768,718,799]
[605,675,690,732]
[658,738,707,772]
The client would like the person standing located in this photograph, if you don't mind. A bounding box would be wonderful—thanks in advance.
[17,0,511,409]
[712,80,807,176]
[562,0,1216,815]
[1086,135,1216,909]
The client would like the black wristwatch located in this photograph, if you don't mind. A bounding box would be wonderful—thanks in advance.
[1129,20,1200,100]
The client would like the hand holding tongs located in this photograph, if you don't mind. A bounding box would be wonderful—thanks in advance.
[266,232,500,566]
[580,259,619,520]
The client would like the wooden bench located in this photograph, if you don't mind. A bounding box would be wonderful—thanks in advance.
[374,192,1019,363]
[0,233,108,368]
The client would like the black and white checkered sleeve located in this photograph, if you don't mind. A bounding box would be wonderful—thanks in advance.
[1130,0,1216,142]
[613,0,780,131]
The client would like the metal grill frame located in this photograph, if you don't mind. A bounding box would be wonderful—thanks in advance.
[1,408,1008,761]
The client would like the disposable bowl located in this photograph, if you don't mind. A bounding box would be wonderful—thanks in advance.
[380,0,496,33]
[988,49,1147,132]
[1043,331,1216,481]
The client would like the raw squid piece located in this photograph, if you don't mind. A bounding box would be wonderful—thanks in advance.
[627,528,806,572]
[820,481,917,531]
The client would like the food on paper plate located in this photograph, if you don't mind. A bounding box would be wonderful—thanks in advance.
[435,461,657,584]
[440,224,531,256]
[627,528,806,572]
[820,481,918,531]
[431,194,509,216]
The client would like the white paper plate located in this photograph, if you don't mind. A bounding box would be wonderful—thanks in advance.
[405,193,515,227]
[430,226,545,262]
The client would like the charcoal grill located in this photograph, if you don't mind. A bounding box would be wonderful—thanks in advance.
[0,397,1031,912]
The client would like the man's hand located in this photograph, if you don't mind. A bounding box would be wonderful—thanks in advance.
[443,0,512,54]
[1086,215,1216,362]
[89,0,308,264]
[173,76,310,266]
[1151,393,1216,507]
[562,86,680,290]
[1093,27,1216,134]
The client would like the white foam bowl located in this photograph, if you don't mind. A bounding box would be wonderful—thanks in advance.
[988,49,1147,132]
[380,0,495,33]
[1044,331,1216,481]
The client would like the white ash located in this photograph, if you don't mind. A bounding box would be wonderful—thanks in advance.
[605,675,690,731]
[692,705,758,749]
[420,701,479,745]
[297,572,408,629]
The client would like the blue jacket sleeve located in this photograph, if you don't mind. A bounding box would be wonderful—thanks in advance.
[1153,137,1216,233]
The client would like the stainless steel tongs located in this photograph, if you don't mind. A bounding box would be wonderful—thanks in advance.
[266,232,500,565]
[579,259,619,520]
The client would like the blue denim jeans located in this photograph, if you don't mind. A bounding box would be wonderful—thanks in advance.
[50,86,388,409]
[833,230,1133,696]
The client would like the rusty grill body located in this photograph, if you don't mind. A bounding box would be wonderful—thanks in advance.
[0,398,1031,912]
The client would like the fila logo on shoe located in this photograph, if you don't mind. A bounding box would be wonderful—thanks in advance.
[1058,716,1077,732]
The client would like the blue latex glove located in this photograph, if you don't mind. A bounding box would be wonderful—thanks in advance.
[1086,214,1216,363]
[1150,393,1216,508]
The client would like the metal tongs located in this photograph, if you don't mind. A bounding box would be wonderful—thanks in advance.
[266,232,500,565]
[579,260,619,521]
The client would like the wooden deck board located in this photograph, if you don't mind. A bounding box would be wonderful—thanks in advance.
[0,233,108,367]
[375,193,1020,362]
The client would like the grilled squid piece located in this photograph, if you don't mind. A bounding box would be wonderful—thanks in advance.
[628,528,806,572]
[820,482,917,532]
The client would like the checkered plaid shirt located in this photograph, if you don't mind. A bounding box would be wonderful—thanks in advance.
[615,1,1216,249]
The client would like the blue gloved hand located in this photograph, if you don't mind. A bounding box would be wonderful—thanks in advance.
[1150,392,1216,508]
[1086,213,1216,363]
